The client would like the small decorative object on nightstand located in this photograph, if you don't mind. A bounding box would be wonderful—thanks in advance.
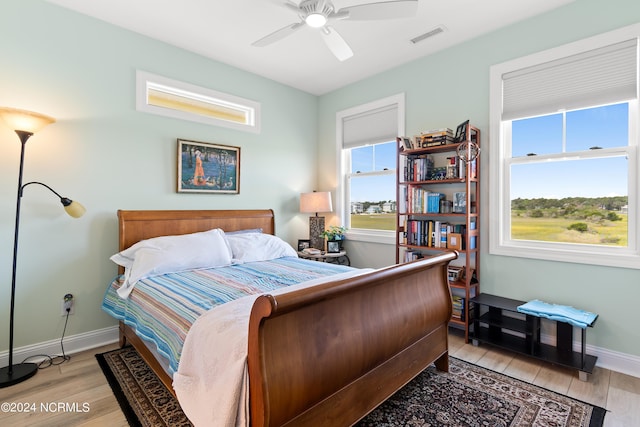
[326,240,341,253]
[321,225,346,252]
[298,249,350,266]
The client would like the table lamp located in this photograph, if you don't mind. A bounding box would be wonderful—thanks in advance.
[300,191,332,250]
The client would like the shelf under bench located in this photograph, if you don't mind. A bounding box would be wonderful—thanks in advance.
[470,293,598,381]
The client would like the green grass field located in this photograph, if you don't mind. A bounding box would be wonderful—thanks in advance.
[350,211,628,247]
[511,212,628,246]
[350,213,396,231]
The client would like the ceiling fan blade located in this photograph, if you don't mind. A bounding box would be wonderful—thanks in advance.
[321,26,353,61]
[252,22,304,47]
[338,0,418,20]
[284,1,302,14]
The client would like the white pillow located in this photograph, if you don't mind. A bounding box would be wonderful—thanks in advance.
[225,232,297,263]
[111,228,232,297]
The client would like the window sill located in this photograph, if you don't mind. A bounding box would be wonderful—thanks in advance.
[345,229,395,245]
[490,242,640,270]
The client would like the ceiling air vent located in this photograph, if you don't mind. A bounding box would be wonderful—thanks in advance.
[410,26,445,44]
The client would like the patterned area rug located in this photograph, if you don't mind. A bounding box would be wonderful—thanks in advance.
[97,346,606,427]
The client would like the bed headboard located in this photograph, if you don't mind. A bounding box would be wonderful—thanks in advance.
[117,209,275,251]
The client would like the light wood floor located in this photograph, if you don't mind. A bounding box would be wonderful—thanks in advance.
[1,333,638,427]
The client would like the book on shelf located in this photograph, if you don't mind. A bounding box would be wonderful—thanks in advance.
[422,135,455,147]
[403,249,424,263]
[405,189,443,214]
[403,219,471,250]
[451,295,465,321]
[422,127,453,136]
[439,222,448,248]
[427,192,444,213]
[404,154,433,181]
[469,235,477,250]
[469,158,477,179]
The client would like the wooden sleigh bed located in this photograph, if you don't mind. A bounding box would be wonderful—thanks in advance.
[114,209,456,426]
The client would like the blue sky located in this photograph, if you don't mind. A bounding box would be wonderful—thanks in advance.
[349,103,629,204]
[351,142,396,203]
[511,103,628,199]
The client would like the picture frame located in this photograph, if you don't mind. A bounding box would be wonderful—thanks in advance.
[453,191,467,213]
[447,233,462,251]
[177,139,240,193]
[297,239,311,251]
[327,240,341,253]
[454,120,469,143]
[397,136,412,150]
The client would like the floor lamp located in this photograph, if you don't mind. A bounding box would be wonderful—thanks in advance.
[0,107,86,388]
[300,191,332,250]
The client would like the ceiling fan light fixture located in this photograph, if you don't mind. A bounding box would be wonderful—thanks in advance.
[305,13,327,28]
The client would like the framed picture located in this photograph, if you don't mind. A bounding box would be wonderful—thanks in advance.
[397,136,412,150]
[453,192,467,213]
[454,120,469,143]
[327,240,341,253]
[447,233,462,251]
[297,239,311,251]
[178,139,240,193]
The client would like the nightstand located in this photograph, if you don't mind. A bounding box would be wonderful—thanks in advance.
[298,250,350,266]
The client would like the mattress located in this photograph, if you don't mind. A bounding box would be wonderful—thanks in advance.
[102,256,354,374]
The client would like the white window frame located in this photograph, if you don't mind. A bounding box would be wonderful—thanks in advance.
[136,70,261,133]
[336,93,405,244]
[489,24,640,269]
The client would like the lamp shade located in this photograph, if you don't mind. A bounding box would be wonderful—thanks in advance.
[300,191,333,214]
[63,200,86,218]
[0,107,55,134]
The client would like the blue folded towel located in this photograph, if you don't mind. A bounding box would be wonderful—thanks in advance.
[517,300,597,329]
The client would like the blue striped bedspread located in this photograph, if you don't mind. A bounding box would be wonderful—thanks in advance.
[102,256,354,375]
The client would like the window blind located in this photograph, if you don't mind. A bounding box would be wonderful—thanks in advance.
[502,39,638,121]
[342,104,398,148]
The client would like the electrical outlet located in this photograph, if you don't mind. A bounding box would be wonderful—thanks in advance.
[61,293,74,316]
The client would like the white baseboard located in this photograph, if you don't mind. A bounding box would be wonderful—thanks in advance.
[540,331,640,379]
[2,326,638,379]
[592,345,640,379]
[0,326,119,367]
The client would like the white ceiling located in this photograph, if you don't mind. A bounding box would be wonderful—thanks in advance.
[46,0,574,95]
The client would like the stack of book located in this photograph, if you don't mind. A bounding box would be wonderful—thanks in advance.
[403,219,468,248]
[452,295,465,321]
[419,128,455,147]
[402,249,424,263]
[405,189,444,214]
[403,153,434,181]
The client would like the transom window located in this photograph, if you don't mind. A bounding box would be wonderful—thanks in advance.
[136,70,260,133]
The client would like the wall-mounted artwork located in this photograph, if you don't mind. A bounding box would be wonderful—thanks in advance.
[178,139,240,194]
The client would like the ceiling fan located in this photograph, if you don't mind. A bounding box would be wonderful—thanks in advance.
[252,0,418,61]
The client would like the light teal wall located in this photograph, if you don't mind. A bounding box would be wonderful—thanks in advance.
[319,0,640,356]
[0,1,317,350]
[2,0,639,360]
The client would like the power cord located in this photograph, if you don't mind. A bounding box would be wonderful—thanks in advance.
[21,308,72,369]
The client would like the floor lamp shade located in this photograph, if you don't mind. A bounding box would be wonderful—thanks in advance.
[300,191,332,250]
[0,107,55,135]
[0,107,84,388]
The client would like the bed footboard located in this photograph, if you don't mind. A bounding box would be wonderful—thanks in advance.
[247,251,457,427]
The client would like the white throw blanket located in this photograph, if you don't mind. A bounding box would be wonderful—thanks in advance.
[173,269,371,426]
